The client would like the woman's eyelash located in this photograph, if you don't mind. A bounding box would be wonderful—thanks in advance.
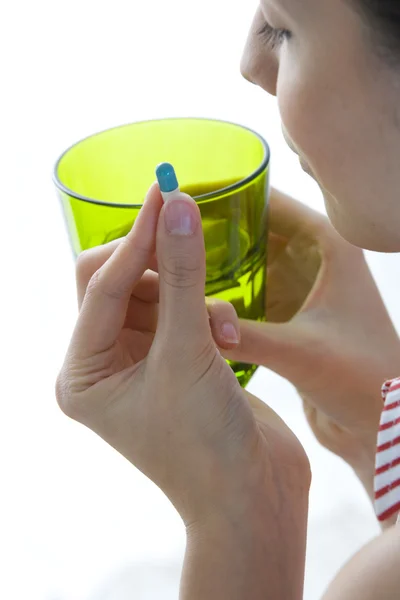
[257,22,291,49]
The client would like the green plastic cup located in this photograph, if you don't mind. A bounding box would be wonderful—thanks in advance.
[54,118,270,386]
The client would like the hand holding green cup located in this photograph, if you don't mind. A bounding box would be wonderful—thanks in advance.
[54,118,270,386]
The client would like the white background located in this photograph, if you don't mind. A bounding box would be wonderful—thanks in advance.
[1,0,399,598]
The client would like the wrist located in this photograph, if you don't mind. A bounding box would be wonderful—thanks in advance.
[342,431,376,488]
[184,484,308,600]
[335,399,382,481]
[345,430,381,513]
[182,446,311,532]
[346,433,377,474]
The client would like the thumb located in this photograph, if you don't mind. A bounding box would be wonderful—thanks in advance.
[226,319,320,384]
[156,192,211,347]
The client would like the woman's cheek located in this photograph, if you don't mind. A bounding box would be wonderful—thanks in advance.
[276,55,339,187]
[277,63,318,163]
[276,50,355,198]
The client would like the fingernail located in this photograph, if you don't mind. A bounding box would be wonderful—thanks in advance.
[164,199,197,236]
[221,322,240,344]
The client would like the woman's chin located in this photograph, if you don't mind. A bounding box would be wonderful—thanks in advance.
[323,191,400,252]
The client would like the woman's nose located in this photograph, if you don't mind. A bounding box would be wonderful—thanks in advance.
[240,11,278,96]
[240,46,278,96]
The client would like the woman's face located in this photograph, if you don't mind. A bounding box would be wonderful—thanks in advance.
[241,0,400,251]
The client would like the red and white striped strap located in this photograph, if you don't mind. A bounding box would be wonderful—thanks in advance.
[374,378,400,524]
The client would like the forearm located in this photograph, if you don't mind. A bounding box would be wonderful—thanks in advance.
[180,494,309,600]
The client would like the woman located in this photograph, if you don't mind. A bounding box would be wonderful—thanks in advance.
[56,0,400,597]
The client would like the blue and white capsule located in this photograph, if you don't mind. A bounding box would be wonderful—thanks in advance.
[155,162,180,203]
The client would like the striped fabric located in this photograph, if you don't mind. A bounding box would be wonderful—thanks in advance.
[374,378,400,524]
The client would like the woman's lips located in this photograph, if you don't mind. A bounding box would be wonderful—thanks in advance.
[299,157,313,177]
[281,128,314,177]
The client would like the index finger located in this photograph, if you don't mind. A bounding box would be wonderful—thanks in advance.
[70,183,163,358]
[76,239,158,308]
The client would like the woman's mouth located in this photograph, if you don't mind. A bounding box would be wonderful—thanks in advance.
[299,157,313,177]
[281,128,314,177]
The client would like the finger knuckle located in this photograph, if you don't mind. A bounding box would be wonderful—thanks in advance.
[76,248,98,284]
[86,268,127,301]
[161,253,199,290]
[85,268,102,296]
[124,236,150,261]
[76,239,125,295]
[55,370,82,420]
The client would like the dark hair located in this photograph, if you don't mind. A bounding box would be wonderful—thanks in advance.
[358,1,400,62]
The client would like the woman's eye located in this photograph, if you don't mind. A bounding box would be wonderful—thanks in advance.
[257,22,291,49]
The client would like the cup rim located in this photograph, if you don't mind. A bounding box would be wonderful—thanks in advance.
[53,117,270,209]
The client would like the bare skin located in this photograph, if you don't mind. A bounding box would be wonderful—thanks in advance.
[57,185,310,599]
[228,188,400,523]
[237,0,400,593]
[241,0,400,251]
[57,0,400,597]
